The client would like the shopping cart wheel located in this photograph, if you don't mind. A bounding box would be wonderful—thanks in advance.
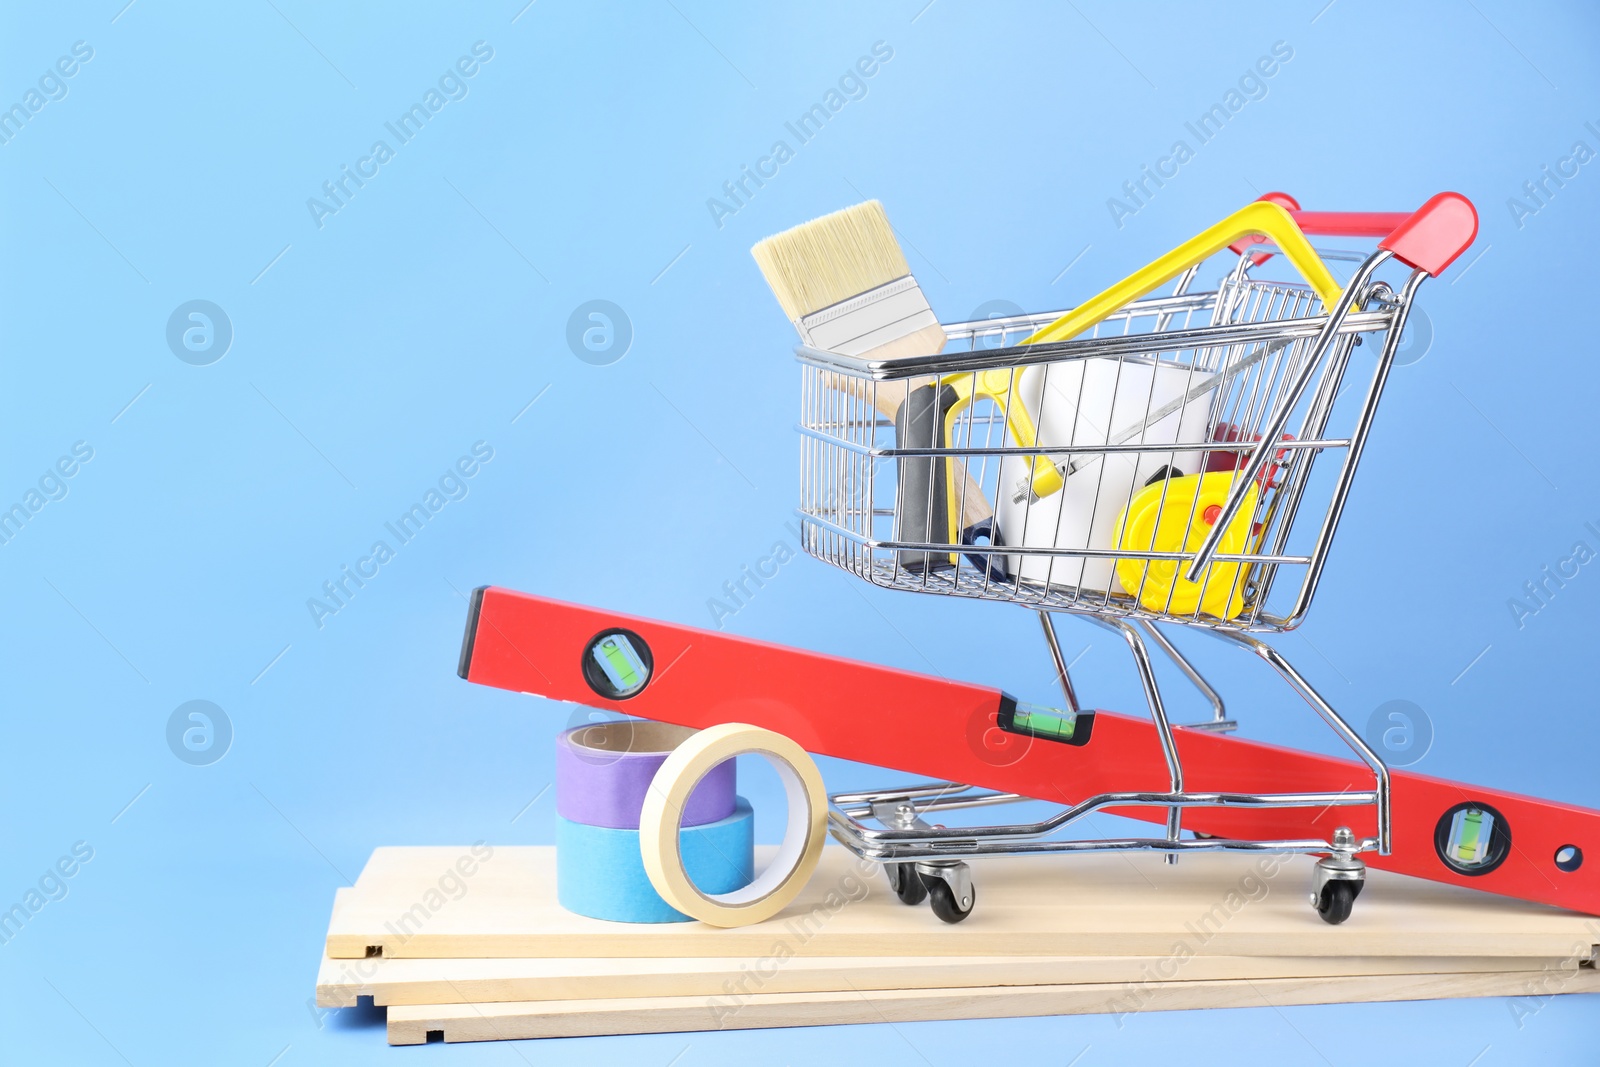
[917,861,975,924]
[1313,879,1361,925]
[1311,828,1365,925]
[884,862,928,905]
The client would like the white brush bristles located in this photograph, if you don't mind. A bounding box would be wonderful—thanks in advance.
[751,201,914,323]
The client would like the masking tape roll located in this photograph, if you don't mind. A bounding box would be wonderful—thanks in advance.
[557,721,736,829]
[640,723,826,928]
[557,798,754,923]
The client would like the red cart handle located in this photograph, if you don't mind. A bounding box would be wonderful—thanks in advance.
[1231,191,1478,277]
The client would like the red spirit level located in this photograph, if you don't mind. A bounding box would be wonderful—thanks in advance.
[460,587,1600,919]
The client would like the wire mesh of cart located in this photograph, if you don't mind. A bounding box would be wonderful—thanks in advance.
[792,194,1480,923]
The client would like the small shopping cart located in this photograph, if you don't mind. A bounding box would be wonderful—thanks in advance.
[794,192,1480,923]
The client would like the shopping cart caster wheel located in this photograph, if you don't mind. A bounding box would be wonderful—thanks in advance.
[884,862,927,906]
[917,864,975,924]
[1312,879,1361,925]
[923,875,975,923]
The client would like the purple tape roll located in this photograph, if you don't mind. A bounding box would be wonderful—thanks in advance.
[556,721,736,829]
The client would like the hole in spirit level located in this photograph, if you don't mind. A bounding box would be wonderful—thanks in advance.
[581,629,654,700]
[997,697,1095,747]
[1434,801,1511,876]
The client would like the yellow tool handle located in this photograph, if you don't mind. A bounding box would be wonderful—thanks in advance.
[941,369,1063,503]
[993,201,1339,499]
[1022,201,1341,346]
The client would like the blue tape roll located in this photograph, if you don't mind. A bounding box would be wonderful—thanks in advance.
[557,797,754,923]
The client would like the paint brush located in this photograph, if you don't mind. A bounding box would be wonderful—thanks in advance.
[753,202,992,572]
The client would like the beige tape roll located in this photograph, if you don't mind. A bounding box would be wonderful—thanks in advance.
[639,722,826,927]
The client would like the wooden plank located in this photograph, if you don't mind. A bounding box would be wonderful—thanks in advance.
[386,968,1600,1044]
[325,846,1600,960]
[317,951,1558,1007]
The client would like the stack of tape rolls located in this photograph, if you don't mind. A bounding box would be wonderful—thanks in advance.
[556,720,753,923]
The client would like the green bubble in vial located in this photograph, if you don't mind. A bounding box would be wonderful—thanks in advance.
[1014,702,1076,741]
[1450,807,1491,865]
[594,636,645,692]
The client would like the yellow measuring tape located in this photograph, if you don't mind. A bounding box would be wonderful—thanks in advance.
[1113,471,1259,620]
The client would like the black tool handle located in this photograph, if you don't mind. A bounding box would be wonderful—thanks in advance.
[894,383,959,573]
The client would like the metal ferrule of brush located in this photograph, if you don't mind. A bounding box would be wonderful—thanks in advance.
[795,275,939,356]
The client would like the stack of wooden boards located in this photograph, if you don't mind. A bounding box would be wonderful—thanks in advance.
[317,846,1600,1046]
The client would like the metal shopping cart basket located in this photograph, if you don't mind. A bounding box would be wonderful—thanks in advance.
[794,192,1480,923]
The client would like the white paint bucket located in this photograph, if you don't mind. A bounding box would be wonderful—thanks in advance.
[996,356,1217,594]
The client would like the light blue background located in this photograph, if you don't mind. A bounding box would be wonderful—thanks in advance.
[3,1,1597,1063]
